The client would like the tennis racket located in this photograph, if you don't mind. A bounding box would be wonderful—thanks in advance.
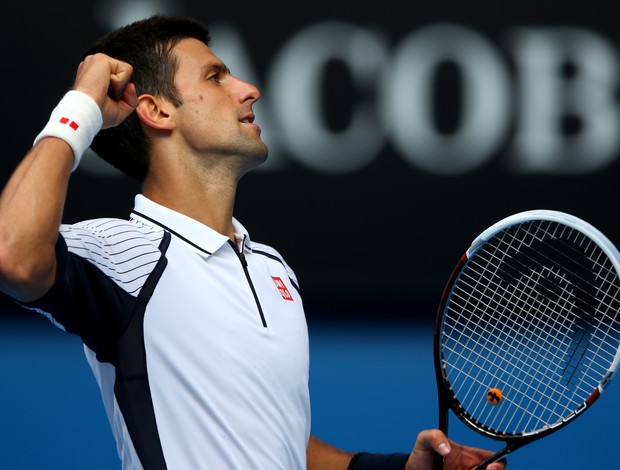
[433,209,620,469]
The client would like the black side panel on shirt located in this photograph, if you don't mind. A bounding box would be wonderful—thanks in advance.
[31,231,173,469]
[113,231,171,470]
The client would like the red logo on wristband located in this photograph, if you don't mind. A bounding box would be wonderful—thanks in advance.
[59,117,79,131]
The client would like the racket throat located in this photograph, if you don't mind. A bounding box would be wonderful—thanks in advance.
[475,445,514,470]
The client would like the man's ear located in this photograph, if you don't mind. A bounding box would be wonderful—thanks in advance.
[135,94,176,131]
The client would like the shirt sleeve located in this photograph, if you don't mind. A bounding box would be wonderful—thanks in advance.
[17,233,136,360]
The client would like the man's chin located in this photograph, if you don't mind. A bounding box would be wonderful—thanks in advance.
[254,142,269,165]
[240,145,269,177]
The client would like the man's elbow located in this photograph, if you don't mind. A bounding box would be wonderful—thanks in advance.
[0,245,55,302]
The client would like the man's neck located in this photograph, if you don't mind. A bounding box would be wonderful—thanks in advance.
[142,172,238,241]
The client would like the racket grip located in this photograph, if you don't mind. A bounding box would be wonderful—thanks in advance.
[434,398,448,470]
[474,448,510,470]
[433,453,444,470]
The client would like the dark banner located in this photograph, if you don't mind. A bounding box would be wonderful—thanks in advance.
[4,0,620,319]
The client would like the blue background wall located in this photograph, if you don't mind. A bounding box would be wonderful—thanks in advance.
[1,314,617,468]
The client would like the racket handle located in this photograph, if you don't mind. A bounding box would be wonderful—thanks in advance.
[474,447,511,470]
[434,399,449,470]
[433,453,444,470]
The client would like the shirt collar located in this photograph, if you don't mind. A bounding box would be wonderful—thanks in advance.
[130,194,252,258]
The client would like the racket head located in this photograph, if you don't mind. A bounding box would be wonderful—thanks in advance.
[434,209,620,444]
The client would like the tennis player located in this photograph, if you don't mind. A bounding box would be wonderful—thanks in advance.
[0,14,505,470]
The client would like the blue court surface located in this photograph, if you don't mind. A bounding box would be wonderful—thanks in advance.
[0,315,617,468]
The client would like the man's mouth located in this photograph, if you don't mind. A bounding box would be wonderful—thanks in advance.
[240,113,255,124]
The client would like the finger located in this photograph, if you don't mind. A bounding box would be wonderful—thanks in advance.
[101,84,138,129]
[405,430,452,470]
[121,82,139,109]
[108,62,134,101]
[73,54,132,106]
[485,457,507,470]
[421,429,451,456]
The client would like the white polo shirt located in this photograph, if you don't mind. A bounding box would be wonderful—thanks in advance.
[21,195,311,469]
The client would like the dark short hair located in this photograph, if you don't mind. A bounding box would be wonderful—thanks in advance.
[84,15,211,181]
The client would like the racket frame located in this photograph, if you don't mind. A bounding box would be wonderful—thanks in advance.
[433,210,620,469]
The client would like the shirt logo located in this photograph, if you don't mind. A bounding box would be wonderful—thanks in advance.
[272,276,294,301]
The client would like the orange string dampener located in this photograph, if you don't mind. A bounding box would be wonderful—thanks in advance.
[487,388,503,405]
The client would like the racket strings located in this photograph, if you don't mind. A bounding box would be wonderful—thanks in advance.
[441,220,620,436]
[444,298,589,434]
[473,221,620,353]
[444,285,588,434]
[456,221,620,350]
[497,222,620,357]
[478,226,616,402]
[463,254,616,387]
[493,223,620,335]
[449,262,607,393]
[445,271,595,433]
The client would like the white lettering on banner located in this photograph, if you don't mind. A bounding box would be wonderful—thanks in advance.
[508,27,620,173]
[381,24,511,175]
[81,18,620,177]
[266,21,389,173]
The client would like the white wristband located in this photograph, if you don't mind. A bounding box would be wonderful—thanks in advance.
[33,90,103,172]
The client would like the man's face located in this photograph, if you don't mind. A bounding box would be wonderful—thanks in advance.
[170,38,268,172]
